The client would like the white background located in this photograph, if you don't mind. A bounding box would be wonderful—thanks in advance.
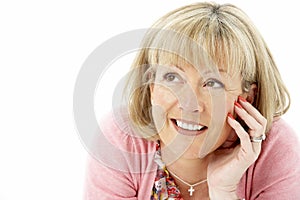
[0,0,299,199]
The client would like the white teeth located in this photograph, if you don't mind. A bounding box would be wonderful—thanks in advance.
[177,120,182,128]
[182,123,188,129]
[193,125,199,130]
[176,120,204,131]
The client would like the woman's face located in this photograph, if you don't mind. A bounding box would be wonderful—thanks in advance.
[150,61,244,161]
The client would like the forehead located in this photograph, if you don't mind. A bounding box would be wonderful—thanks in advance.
[152,51,239,78]
[143,26,253,82]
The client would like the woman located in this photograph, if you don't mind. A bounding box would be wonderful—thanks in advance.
[85,2,300,199]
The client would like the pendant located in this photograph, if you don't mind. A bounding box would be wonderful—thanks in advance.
[188,186,195,196]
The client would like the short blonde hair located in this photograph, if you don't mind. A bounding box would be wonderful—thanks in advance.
[125,2,290,136]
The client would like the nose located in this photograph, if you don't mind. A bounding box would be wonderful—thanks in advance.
[177,85,204,113]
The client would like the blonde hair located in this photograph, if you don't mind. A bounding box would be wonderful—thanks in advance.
[124,2,290,135]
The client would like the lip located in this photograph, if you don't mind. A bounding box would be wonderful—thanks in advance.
[171,119,208,136]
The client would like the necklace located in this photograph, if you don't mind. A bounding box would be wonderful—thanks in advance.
[168,170,207,196]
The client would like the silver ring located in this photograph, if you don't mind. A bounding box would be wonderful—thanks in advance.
[250,134,266,143]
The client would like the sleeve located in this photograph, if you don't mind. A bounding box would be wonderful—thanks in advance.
[84,155,138,200]
[249,120,300,199]
[83,110,156,199]
[254,158,300,200]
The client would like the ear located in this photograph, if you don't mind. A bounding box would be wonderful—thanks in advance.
[245,83,257,104]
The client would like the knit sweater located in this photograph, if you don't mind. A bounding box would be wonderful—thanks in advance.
[84,112,300,199]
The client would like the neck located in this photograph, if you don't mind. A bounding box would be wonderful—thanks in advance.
[167,157,208,184]
[160,142,210,198]
[161,143,208,184]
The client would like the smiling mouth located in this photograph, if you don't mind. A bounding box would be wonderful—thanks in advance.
[171,119,208,136]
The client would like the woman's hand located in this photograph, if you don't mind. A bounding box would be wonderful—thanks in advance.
[207,96,267,199]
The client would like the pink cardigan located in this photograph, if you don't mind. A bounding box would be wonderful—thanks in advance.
[84,113,300,199]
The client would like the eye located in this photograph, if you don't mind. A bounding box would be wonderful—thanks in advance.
[203,79,224,89]
[163,73,183,83]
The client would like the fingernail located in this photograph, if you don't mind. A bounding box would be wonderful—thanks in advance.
[238,96,247,103]
[234,101,243,109]
[228,112,234,119]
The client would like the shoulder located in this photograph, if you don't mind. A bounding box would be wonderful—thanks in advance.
[260,118,300,165]
[258,118,300,174]
[92,108,157,173]
[99,108,157,154]
[265,118,299,147]
[84,109,157,199]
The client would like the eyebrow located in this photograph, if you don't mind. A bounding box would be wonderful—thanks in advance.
[173,65,185,72]
[204,68,228,75]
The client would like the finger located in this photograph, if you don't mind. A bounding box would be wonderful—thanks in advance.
[227,115,262,160]
[238,96,267,126]
[234,102,261,132]
[227,114,253,152]
[234,102,267,138]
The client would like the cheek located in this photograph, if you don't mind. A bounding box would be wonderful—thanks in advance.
[217,96,236,138]
[151,85,178,109]
[205,95,236,152]
[151,85,178,133]
[221,95,236,128]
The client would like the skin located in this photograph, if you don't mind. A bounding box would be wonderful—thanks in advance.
[150,62,266,199]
